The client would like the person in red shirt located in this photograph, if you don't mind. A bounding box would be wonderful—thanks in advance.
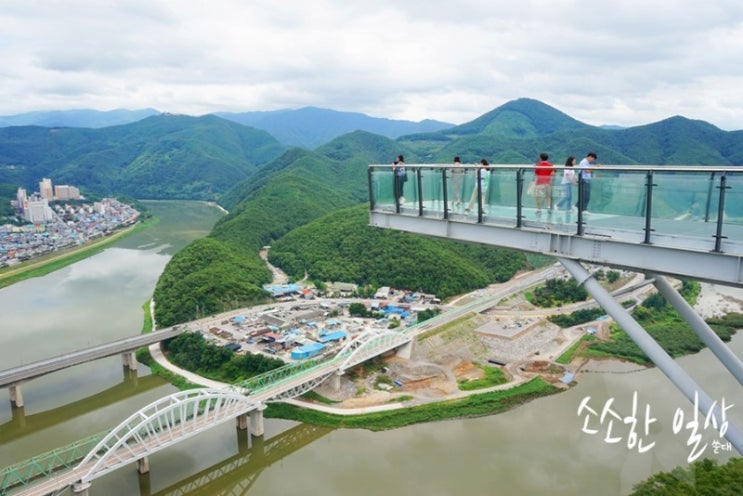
[534,152,554,215]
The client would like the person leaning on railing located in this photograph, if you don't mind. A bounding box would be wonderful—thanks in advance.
[392,154,407,205]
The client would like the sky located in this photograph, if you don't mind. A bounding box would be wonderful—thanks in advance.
[2,1,743,130]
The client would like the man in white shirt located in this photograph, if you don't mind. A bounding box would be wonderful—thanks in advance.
[576,152,597,211]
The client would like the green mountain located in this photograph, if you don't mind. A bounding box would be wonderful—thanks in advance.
[0,183,16,216]
[152,130,529,326]
[399,98,743,166]
[153,132,409,325]
[0,114,286,200]
[443,97,590,138]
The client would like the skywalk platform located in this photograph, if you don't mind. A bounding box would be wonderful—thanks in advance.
[368,164,743,287]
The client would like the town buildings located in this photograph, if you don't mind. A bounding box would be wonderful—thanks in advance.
[1,178,138,266]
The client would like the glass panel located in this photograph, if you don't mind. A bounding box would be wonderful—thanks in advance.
[369,166,743,256]
[418,167,446,219]
[722,172,743,250]
[576,169,648,239]
[481,168,520,225]
[648,170,720,242]
[370,166,395,208]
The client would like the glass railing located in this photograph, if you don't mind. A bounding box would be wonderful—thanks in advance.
[369,164,743,254]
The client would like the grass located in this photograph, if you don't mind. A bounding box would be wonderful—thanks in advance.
[391,395,414,402]
[265,377,560,431]
[555,334,595,364]
[300,391,341,404]
[458,364,508,391]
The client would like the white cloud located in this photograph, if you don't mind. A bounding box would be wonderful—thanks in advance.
[0,0,742,130]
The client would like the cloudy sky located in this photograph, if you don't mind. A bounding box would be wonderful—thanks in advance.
[2,1,743,130]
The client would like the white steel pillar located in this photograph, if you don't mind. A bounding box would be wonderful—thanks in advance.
[650,273,743,385]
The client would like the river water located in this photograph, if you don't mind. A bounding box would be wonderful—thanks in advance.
[0,200,740,496]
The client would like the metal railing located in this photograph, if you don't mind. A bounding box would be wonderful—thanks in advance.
[369,164,743,254]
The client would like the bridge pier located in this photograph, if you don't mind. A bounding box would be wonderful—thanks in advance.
[236,412,248,430]
[72,481,92,495]
[249,403,267,437]
[396,339,415,359]
[329,372,342,392]
[9,383,23,408]
[137,456,150,474]
[122,351,138,371]
[138,469,152,496]
[11,404,26,427]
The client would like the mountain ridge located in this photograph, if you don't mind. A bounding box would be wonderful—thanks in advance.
[1,98,741,205]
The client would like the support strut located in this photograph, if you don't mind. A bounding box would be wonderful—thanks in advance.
[558,257,743,455]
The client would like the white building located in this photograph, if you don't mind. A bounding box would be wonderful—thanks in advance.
[374,286,391,299]
[26,196,54,223]
[15,187,27,210]
[39,178,53,200]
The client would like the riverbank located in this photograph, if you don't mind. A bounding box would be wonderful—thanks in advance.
[139,268,651,428]
[0,216,158,290]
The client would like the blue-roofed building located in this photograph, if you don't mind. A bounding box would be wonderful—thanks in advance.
[318,330,347,343]
[291,342,326,360]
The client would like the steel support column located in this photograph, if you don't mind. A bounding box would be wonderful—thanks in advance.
[649,273,743,386]
[558,257,743,455]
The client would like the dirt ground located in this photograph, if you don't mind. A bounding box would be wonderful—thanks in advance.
[312,302,589,409]
[309,271,644,410]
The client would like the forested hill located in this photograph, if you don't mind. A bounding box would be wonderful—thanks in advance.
[152,132,417,325]
[267,204,527,298]
[2,98,741,204]
[399,98,743,165]
[0,114,286,200]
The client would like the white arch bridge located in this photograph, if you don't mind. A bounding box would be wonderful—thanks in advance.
[3,328,413,496]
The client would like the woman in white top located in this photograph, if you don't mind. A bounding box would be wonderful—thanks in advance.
[556,156,576,211]
[466,159,491,213]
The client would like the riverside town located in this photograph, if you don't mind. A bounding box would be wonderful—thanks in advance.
[0,177,139,267]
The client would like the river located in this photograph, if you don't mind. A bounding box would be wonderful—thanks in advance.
[0,200,740,495]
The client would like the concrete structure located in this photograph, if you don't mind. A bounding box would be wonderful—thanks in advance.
[0,326,185,407]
